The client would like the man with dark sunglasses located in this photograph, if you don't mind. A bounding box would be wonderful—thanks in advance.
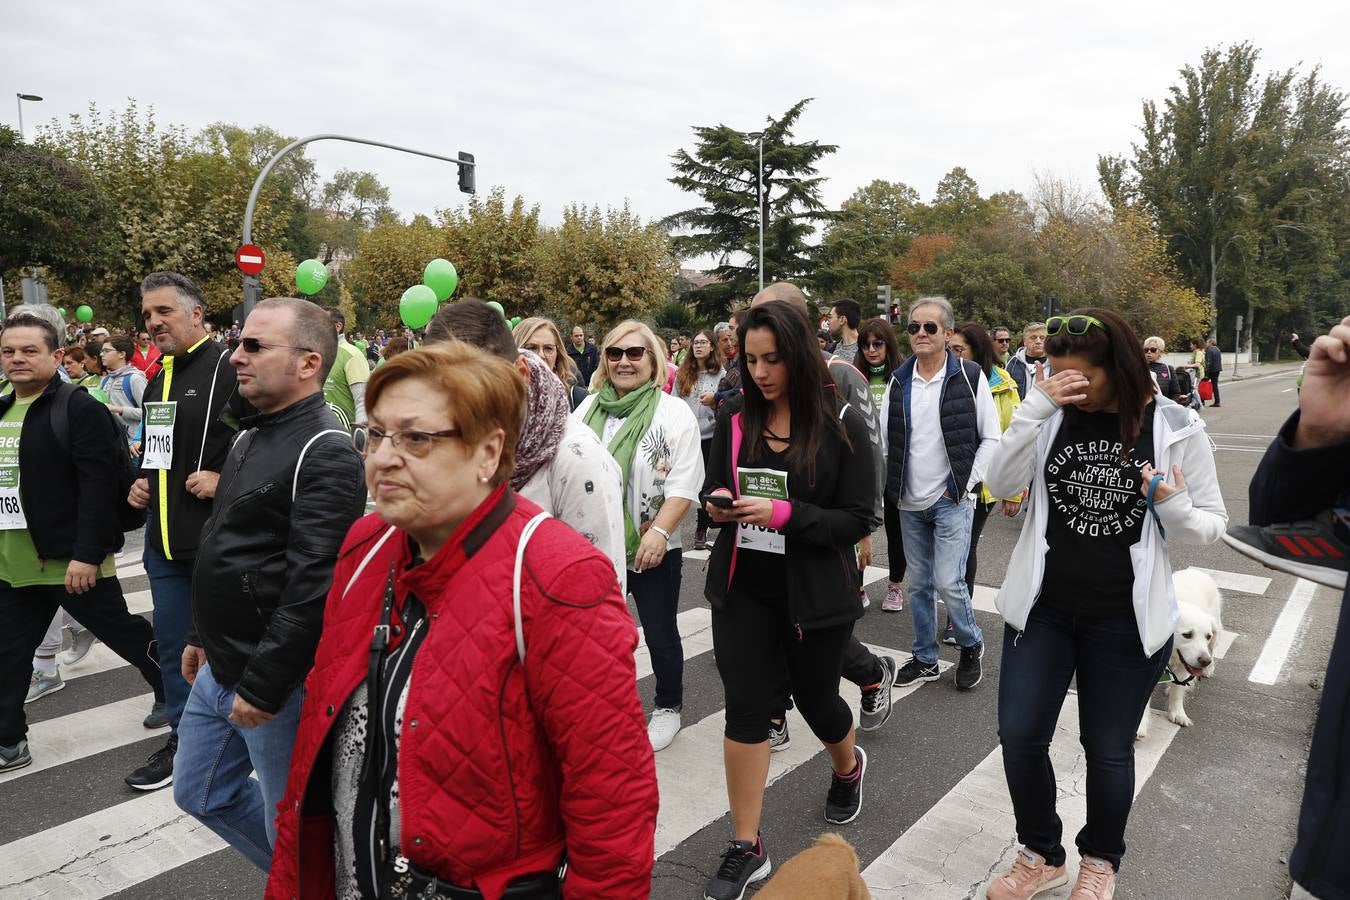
[882,297,1001,691]
[991,326,1012,363]
[176,297,364,870]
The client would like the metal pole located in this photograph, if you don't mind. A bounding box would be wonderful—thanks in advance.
[757,135,764,292]
[15,97,22,141]
[240,133,477,320]
[1234,321,1240,378]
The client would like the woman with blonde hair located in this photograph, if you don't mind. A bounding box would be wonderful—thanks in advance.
[267,342,657,899]
[573,321,704,752]
[513,317,588,409]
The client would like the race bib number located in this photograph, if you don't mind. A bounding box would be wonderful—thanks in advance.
[0,467,24,530]
[736,467,788,555]
[141,402,177,471]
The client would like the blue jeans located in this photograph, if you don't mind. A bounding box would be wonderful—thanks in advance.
[629,548,683,709]
[173,662,304,872]
[998,604,1171,870]
[144,540,194,734]
[901,496,982,664]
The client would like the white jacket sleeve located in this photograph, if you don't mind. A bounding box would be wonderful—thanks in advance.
[967,371,1003,490]
[1151,429,1228,544]
[984,386,1058,499]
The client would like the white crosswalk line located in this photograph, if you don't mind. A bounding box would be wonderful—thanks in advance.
[634,608,714,680]
[0,694,156,784]
[115,563,146,581]
[125,589,151,616]
[1192,567,1271,596]
[0,792,223,900]
[1250,578,1317,685]
[653,645,951,856]
[862,695,1182,898]
[54,643,134,683]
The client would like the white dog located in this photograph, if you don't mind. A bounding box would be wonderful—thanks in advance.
[1137,568,1224,739]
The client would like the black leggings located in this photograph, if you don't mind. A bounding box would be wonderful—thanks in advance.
[965,497,992,600]
[713,589,854,745]
[884,501,906,583]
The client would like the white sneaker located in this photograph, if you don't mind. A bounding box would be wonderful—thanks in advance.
[648,707,682,752]
[25,669,64,704]
[59,628,97,667]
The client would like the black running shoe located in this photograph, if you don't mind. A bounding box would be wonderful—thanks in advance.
[955,642,984,691]
[704,837,771,900]
[1223,512,1348,591]
[824,745,867,825]
[125,734,177,791]
[894,657,941,687]
[859,655,897,732]
[0,739,31,773]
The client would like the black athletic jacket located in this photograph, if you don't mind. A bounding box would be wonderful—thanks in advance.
[188,393,365,713]
[1251,411,1350,900]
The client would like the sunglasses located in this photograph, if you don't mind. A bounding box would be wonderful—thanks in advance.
[1144,346,1162,353]
[605,346,648,362]
[993,337,1010,343]
[863,340,887,350]
[907,322,940,335]
[237,337,313,355]
[360,426,461,459]
[1046,315,1107,337]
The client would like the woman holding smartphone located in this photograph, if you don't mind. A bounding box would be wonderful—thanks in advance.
[699,301,877,900]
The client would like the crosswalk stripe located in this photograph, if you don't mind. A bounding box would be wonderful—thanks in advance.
[0,792,223,900]
[634,608,713,680]
[1249,578,1317,685]
[1193,567,1271,596]
[53,643,134,683]
[126,589,151,616]
[653,644,951,857]
[116,563,146,581]
[0,694,155,784]
[862,695,1182,898]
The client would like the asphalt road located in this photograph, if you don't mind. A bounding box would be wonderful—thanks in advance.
[0,363,1335,900]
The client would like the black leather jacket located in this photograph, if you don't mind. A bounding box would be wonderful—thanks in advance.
[188,392,365,713]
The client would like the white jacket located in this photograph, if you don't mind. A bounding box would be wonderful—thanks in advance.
[985,387,1228,655]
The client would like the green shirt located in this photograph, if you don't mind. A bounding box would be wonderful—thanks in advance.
[0,396,115,587]
[323,337,371,428]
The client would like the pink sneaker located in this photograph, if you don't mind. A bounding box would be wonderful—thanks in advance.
[1068,857,1115,899]
[986,847,1068,900]
[882,581,905,612]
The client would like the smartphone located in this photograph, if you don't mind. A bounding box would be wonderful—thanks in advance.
[701,492,735,509]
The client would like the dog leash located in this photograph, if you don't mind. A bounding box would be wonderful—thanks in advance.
[1146,473,1167,539]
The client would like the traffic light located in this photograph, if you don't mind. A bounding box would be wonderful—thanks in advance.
[457,151,476,194]
[875,284,892,315]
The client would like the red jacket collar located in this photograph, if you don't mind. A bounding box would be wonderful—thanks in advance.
[392,483,517,607]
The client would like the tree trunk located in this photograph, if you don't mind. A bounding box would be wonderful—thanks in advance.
[1209,241,1218,340]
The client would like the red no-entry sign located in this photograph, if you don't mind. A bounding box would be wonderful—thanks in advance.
[235,244,266,275]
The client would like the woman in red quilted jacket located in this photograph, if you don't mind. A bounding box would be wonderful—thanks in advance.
[265,343,658,900]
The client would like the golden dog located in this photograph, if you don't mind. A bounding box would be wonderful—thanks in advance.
[755,832,871,900]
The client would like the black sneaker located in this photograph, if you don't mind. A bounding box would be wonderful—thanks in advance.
[824,745,867,825]
[0,739,31,773]
[894,657,941,687]
[125,734,177,791]
[142,701,169,729]
[704,837,771,900]
[859,655,898,732]
[955,642,984,691]
[768,719,791,753]
[1223,512,1348,591]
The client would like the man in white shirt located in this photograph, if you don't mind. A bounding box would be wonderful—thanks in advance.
[880,297,1001,691]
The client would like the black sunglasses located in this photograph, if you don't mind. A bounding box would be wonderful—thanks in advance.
[238,337,313,355]
[605,346,648,362]
[907,322,940,335]
[863,340,887,350]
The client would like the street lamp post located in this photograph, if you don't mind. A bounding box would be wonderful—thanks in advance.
[757,133,764,292]
[15,93,42,140]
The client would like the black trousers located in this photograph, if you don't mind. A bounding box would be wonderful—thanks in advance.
[1205,370,1221,405]
[0,576,164,745]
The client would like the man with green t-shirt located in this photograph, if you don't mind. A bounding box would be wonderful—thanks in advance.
[322,308,370,429]
[0,309,166,775]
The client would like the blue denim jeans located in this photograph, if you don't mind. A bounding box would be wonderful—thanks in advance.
[998,604,1171,870]
[144,541,194,734]
[901,496,981,664]
[173,662,304,872]
[629,548,683,709]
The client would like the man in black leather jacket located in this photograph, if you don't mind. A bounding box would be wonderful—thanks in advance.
[173,298,365,871]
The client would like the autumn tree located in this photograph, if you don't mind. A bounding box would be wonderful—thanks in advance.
[814,179,921,303]
[665,99,837,317]
[890,233,956,292]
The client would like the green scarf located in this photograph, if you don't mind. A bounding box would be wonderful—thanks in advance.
[583,380,661,565]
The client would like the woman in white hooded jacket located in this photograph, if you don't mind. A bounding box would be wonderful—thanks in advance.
[981,308,1226,900]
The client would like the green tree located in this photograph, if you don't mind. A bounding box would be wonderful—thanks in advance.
[0,126,120,287]
[665,99,837,317]
[917,167,998,234]
[534,203,677,329]
[1099,43,1349,350]
[440,188,543,309]
[916,248,1042,327]
[814,179,920,303]
[346,215,449,327]
[308,169,395,264]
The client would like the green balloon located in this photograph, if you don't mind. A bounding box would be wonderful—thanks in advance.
[485,301,506,318]
[400,285,438,330]
[295,259,329,296]
[75,305,94,323]
[423,258,459,302]
[509,316,522,328]
[58,307,68,317]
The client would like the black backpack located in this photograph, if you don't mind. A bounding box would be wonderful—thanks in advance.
[50,383,146,533]
[1172,366,1194,401]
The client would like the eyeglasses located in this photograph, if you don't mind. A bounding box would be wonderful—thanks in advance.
[237,337,314,355]
[863,341,887,350]
[692,339,711,347]
[1046,315,1107,337]
[605,346,648,362]
[907,322,940,335]
[522,343,557,356]
[360,426,462,458]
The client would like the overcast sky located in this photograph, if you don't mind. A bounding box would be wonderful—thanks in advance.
[6,0,1348,262]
